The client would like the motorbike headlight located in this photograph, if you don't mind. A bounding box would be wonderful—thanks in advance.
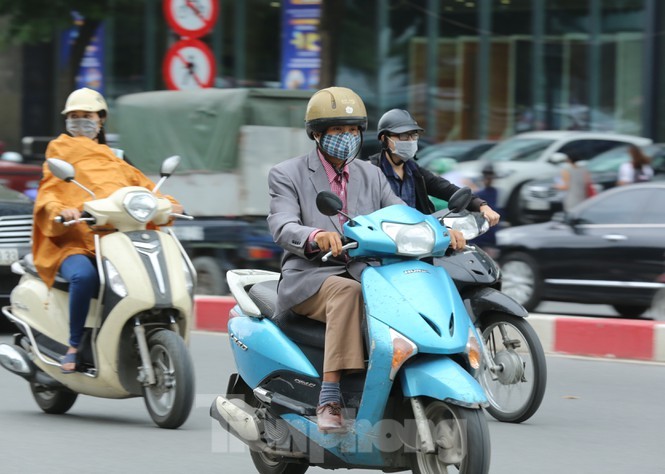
[123,192,157,223]
[382,222,435,256]
[443,213,489,240]
[104,259,127,297]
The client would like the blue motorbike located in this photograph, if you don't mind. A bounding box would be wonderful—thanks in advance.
[210,189,491,474]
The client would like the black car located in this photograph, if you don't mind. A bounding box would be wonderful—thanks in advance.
[0,184,33,330]
[496,182,665,318]
[520,143,665,223]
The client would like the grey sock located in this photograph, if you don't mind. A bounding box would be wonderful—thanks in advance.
[318,381,341,406]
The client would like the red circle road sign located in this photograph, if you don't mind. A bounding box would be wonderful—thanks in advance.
[163,0,219,38]
[162,38,216,90]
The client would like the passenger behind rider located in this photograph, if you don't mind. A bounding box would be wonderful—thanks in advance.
[267,87,467,433]
[368,109,500,225]
[33,88,184,374]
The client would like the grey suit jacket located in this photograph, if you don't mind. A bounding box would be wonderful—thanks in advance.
[267,149,404,314]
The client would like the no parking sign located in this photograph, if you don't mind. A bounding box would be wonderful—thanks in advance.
[162,38,216,90]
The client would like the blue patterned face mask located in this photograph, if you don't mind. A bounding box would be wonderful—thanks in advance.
[319,132,361,160]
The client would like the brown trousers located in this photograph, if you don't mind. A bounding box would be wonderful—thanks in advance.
[293,275,365,373]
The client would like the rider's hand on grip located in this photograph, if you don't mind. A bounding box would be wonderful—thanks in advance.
[314,231,344,257]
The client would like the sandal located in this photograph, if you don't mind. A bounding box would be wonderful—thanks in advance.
[60,352,78,374]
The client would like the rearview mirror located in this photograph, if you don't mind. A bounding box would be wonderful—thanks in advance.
[160,155,181,176]
[549,152,568,165]
[47,158,75,182]
[447,187,473,213]
[316,191,343,216]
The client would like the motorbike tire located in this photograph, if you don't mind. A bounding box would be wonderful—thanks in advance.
[477,312,547,423]
[498,252,542,312]
[411,398,490,474]
[142,329,195,429]
[250,450,309,474]
[30,380,78,414]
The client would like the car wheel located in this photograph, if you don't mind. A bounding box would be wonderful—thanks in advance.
[192,256,231,295]
[612,304,648,319]
[506,185,528,225]
[499,252,542,312]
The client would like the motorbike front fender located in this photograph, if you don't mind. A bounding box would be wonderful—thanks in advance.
[399,356,487,408]
[463,286,528,322]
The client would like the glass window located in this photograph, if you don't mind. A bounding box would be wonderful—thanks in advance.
[558,140,629,162]
[584,146,631,172]
[575,187,653,224]
[482,138,555,162]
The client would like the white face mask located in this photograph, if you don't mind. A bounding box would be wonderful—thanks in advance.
[390,138,418,161]
[66,118,101,139]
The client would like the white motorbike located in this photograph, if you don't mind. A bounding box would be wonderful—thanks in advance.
[0,156,197,429]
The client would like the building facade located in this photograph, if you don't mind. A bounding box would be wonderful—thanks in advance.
[2,0,664,152]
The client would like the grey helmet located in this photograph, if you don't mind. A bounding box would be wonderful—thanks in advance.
[376,109,424,140]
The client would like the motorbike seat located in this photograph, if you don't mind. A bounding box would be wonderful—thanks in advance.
[248,280,326,349]
[20,254,71,291]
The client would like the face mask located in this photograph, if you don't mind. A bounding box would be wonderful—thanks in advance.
[319,132,361,160]
[66,118,100,139]
[390,138,418,161]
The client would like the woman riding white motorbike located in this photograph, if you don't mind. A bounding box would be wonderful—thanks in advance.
[0,155,197,428]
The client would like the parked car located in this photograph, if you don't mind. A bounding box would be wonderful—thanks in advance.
[495,182,665,318]
[416,139,498,171]
[0,184,33,330]
[451,131,653,224]
[519,143,665,222]
[0,152,42,196]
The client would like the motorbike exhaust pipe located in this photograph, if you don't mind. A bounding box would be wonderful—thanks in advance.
[0,343,35,379]
[0,343,69,390]
[210,395,262,443]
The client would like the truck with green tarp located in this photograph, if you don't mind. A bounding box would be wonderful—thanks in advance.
[115,88,313,294]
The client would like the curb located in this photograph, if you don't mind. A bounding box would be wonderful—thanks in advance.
[193,297,665,363]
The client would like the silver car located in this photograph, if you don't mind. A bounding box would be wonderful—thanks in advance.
[451,131,652,224]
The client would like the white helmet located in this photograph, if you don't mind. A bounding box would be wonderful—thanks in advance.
[61,88,108,115]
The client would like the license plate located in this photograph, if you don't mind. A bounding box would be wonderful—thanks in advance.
[0,248,19,265]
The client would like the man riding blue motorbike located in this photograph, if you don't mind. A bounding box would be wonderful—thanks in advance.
[210,87,492,474]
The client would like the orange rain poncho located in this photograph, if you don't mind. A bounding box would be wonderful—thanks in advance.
[33,134,180,287]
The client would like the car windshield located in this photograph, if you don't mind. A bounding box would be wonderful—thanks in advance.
[585,144,660,172]
[584,146,631,172]
[419,142,479,159]
[481,138,555,162]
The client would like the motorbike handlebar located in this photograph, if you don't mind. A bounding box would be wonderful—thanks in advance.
[321,242,359,263]
[54,216,96,227]
[170,212,194,220]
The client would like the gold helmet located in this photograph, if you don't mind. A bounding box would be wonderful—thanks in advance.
[61,88,108,115]
[305,86,367,139]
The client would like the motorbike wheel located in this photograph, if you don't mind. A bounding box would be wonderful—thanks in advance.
[498,252,542,312]
[411,399,490,474]
[142,329,195,429]
[30,380,78,414]
[250,450,309,474]
[478,313,547,423]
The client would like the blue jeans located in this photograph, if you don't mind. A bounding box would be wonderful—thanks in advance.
[59,254,100,348]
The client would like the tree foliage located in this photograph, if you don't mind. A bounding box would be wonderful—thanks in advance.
[0,0,133,90]
[0,0,132,45]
